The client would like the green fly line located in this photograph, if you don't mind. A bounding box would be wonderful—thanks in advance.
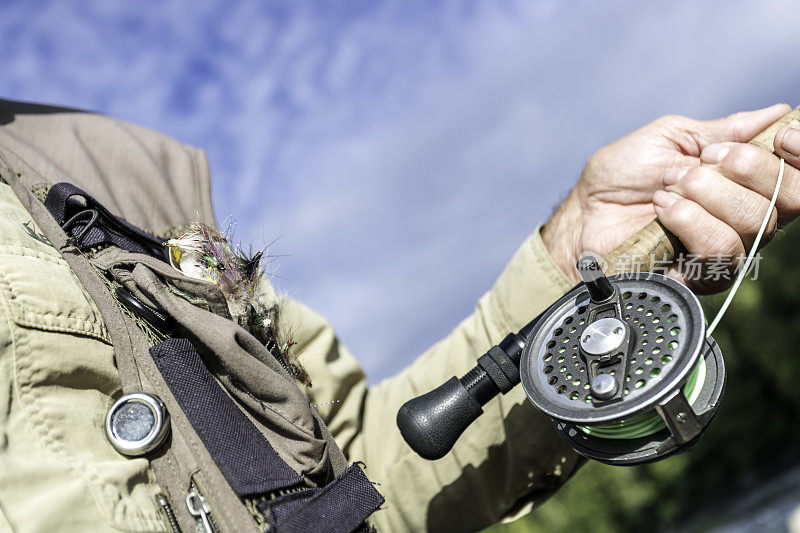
[578,158,785,440]
[578,357,706,439]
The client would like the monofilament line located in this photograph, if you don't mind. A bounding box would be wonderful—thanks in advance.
[706,157,785,338]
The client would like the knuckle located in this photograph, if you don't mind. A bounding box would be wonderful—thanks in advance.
[667,198,694,225]
[707,228,741,258]
[681,167,711,197]
[727,112,747,139]
[724,144,761,177]
[731,194,767,235]
[656,114,686,127]
[584,152,604,176]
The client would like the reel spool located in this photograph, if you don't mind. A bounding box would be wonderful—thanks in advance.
[519,260,725,465]
[397,257,726,466]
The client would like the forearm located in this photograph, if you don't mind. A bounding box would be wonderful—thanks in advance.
[356,227,582,532]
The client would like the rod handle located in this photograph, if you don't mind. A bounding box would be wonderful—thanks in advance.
[603,106,800,275]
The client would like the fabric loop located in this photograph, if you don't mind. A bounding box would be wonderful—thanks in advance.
[259,463,385,533]
[44,182,168,261]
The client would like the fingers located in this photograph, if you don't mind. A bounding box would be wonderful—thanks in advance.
[663,165,777,250]
[774,125,800,170]
[695,103,791,146]
[699,141,800,224]
[652,191,745,294]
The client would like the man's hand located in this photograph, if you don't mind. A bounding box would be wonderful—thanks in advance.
[542,103,800,293]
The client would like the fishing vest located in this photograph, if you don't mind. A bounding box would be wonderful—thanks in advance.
[0,101,383,532]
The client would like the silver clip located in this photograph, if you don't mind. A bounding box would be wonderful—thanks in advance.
[186,487,213,533]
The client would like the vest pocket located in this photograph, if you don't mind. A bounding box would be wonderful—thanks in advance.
[0,244,166,530]
[0,245,110,343]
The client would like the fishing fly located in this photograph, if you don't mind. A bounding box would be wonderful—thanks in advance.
[166,222,310,385]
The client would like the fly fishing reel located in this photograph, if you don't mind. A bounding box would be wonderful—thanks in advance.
[397,257,725,466]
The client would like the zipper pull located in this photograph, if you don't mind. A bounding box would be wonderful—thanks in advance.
[186,487,214,533]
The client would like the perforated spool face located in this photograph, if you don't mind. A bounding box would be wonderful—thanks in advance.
[542,290,686,403]
[520,273,705,424]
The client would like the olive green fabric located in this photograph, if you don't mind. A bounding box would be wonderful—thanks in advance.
[99,248,344,481]
[286,228,582,532]
[0,180,165,532]
[0,101,580,532]
[0,98,216,234]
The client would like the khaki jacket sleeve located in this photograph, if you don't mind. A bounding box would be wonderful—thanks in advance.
[280,226,583,532]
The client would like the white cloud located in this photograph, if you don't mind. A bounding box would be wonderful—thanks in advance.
[0,0,799,380]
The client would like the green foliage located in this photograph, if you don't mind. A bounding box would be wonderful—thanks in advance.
[488,223,800,532]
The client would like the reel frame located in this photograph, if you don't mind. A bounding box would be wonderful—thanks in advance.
[518,269,725,465]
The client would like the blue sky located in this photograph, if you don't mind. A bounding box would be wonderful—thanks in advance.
[2,0,799,382]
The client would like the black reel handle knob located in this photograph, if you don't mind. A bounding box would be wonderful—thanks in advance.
[397,333,526,460]
[397,376,485,460]
[577,256,615,303]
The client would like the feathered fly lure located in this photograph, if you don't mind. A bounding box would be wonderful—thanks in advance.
[166,222,309,385]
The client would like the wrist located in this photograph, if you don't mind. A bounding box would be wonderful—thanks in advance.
[541,190,584,284]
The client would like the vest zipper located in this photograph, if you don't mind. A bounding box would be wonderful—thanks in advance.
[186,483,215,533]
[156,494,182,533]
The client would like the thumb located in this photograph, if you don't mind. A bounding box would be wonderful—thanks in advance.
[694,103,791,147]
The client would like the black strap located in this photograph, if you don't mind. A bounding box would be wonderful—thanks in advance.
[259,463,384,533]
[44,182,169,261]
[152,338,384,529]
[151,338,303,496]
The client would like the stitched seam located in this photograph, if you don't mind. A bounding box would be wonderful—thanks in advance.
[0,267,104,337]
[190,146,214,228]
[190,146,204,224]
[11,313,108,337]
[194,468,238,532]
[161,452,182,496]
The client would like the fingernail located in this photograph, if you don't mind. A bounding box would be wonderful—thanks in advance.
[780,126,800,157]
[653,190,680,208]
[663,168,688,186]
[700,143,730,164]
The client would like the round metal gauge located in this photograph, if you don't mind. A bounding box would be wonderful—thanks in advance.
[106,393,170,456]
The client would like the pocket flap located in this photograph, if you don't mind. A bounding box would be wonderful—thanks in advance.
[0,245,110,343]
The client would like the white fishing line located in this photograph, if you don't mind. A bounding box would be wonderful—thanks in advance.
[706,157,785,338]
